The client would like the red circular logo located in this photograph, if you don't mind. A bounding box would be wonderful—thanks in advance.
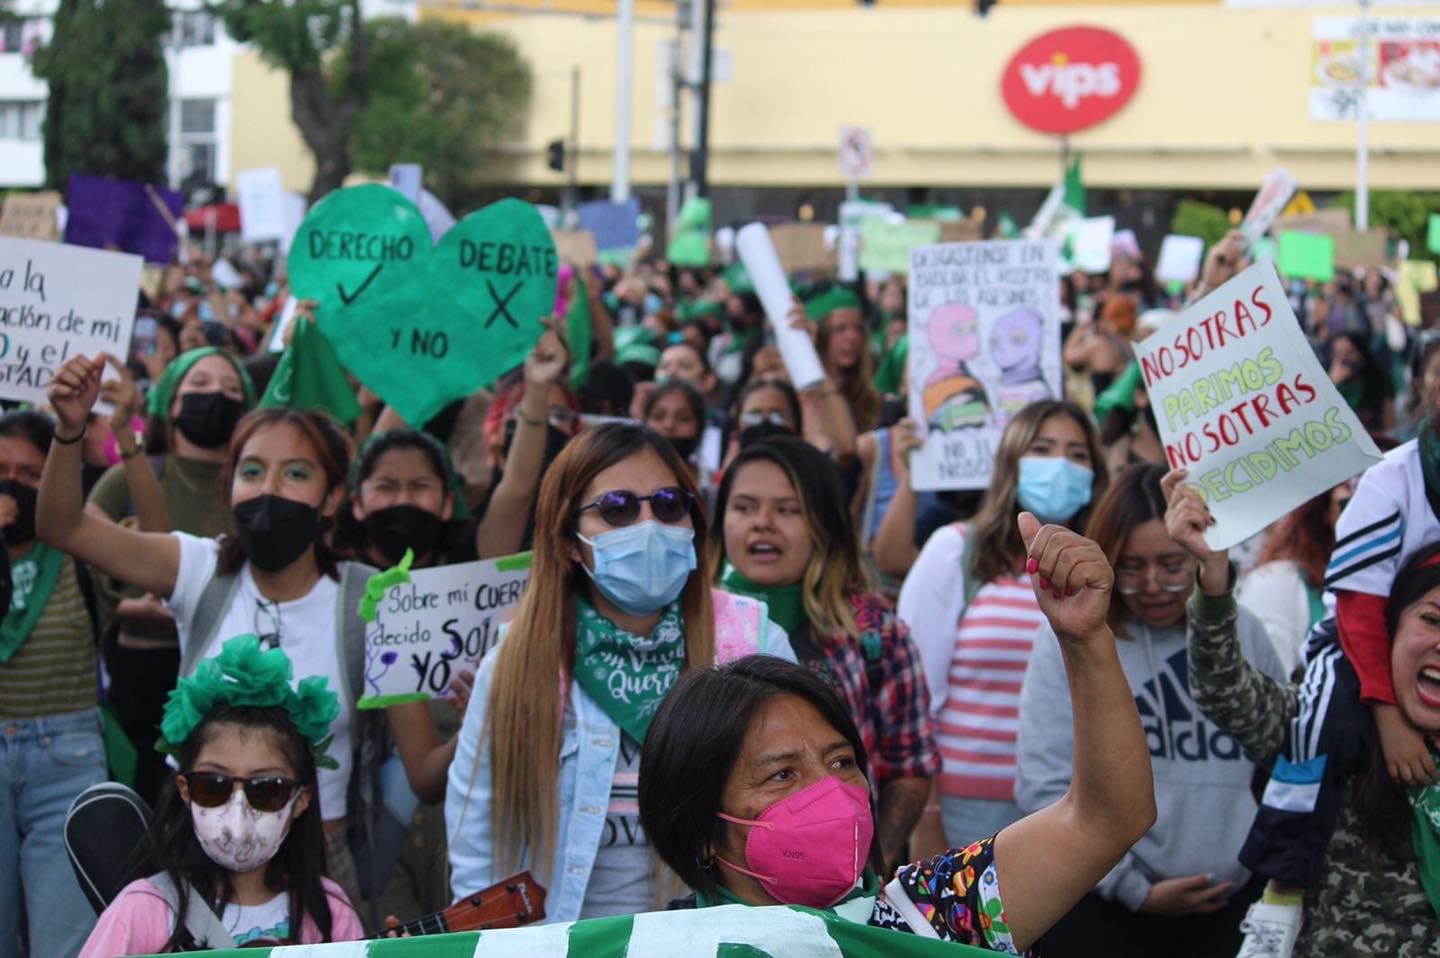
[1001,26,1141,135]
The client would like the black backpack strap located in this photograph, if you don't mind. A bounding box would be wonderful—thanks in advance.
[179,571,241,677]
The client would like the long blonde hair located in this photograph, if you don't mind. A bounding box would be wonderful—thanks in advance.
[711,436,866,638]
[969,400,1108,585]
[816,309,881,432]
[481,424,714,878]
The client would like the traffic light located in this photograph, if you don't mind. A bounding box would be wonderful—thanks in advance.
[976,0,996,15]
[546,138,566,173]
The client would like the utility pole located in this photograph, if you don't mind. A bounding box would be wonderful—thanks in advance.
[1354,0,1371,231]
[567,65,580,221]
[612,0,634,202]
[689,0,716,198]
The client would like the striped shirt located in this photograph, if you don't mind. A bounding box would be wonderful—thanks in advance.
[899,524,1042,802]
[0,556,97,719]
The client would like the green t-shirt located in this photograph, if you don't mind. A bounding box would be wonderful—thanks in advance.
[88,454,230,538]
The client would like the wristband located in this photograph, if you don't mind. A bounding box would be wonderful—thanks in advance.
[54,427,86,445]
[517,409,546,428]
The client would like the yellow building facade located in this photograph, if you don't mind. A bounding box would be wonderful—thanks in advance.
[229,1,1440,195]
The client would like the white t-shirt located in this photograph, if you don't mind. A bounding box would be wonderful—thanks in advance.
[1325,439,1439,596]
[167,532,352,820]
[221,892,291,946]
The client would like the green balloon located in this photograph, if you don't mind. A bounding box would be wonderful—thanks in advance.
[288,187,557,426]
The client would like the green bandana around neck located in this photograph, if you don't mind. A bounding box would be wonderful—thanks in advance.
[0,542,63,663]
[1337,377,1366,411]
[1420,417,1440,511]
[146,347,257,424]
[573,598,686,743]
[1411,750,1440,921]
[721,562,805,636]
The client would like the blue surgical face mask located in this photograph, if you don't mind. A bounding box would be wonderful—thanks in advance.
[1016,456,1094,525]
[644,292,664,316]
[577,520,696,614]
[198,301,215,323]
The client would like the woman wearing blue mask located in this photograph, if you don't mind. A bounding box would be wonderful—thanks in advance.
[446,423,794,924]
[899,399,1107,858]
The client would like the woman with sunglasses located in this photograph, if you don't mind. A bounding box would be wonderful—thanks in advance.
[446,423,794,924]
[1015,464,1288,957]
[80,635,363,956]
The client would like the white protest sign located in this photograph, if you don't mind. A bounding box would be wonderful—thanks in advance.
[1134,261,1382,550]
[908,239,1062,490]
[359,553,532,708]
[0,237,139,405]
[389,163,423,204]
[735,223,826,391]
[1240,168,1298,250]
[1156,235,1206,284]
[838,200,891,283]
[236,168,288,243]
[277,193,307,254]
[1070,216,1115,274]
[268,296,299,353]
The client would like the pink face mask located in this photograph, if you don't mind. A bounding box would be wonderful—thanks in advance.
[714,776,874,909]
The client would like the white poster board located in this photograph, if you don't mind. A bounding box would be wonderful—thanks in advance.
[735,223,826,391]
[1070,216,1115,274]
[236,168,288,243]
[359,553,532,708]
[908,239,1063,490]
[838,200,891,283]
[1134,261,1382,550]
[1240,168,1299,249]
[0,237,139,405]
[1156,235,1206,284]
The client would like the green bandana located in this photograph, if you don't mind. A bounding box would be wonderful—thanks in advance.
[1411,750,1440,920]
[1420,418,1440,511]
[146,347,257,424]
[1337,377,1365,412]
[803,287,862,322]
[0,542,62,663]
[720,562,806,636]
[573,598,686,742]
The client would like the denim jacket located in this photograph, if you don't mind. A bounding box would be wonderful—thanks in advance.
[445,599,794,923]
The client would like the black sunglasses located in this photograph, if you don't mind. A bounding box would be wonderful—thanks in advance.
[182,771,301,813]
[577,486,693,527]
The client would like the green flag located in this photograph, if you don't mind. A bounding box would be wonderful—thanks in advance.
[1064,155,1085,217]
[567,285,593,391]
[259,318,363,425]
[997,212,1019,239]
[667,197,713,267]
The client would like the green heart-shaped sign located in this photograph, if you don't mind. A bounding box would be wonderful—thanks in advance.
[289,185,557,425]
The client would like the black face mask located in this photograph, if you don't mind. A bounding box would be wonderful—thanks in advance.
[738,423,795,449]
[363,505,446,567]
[176,392,248,449]
[0,479,37,544]
[232,495,321,573]
[668,434,700,461]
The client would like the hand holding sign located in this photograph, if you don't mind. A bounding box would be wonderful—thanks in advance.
[289,186,558,426]
[1159,468,1229,595]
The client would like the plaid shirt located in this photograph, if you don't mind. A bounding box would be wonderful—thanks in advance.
[795,590,941,786]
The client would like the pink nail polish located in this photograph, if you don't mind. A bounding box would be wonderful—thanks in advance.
[1066,588,1077,597]
[1040,577,1051,591]
[1052,590,1062,600]
[1026,556,1038,574]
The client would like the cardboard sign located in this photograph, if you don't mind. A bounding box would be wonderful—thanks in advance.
[288,185,556,426]
[939,219,984,244]
[1156,234,1205,284]
[552,229,599,267]
[0,192,61,241]
[0,237,140,404]
[769,223,833,272]
[236,168,289,243]
[1331,228,1390,269]
[859,219,941,275]
[1134,261,1382,550]
[1276,231,1336,282]
[908,239,1063,491]
[1070,216,1115,274]
[63,174,183,265]
[1240,169,1298,249]
[359,553,531,708]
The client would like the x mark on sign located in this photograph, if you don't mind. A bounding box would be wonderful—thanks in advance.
[485,280,522,329]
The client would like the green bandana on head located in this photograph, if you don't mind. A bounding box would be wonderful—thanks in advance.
[0,542,62,663]
[146,347,257,424]
[803,287,862,323]
[573,598,686,743]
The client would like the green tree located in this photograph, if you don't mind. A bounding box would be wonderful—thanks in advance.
[345,18,531,210]
[1169,199,1231,250]
[211,0,368,202]
[32,0,170,189]
[1337,190,1440,263]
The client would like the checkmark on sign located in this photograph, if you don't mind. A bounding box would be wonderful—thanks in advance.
[337,264,383,306]
[485,280,522,329]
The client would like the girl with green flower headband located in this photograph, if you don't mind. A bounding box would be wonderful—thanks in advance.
[80,635,364,955]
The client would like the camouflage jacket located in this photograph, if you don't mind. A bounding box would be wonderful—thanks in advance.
[1186,588,1440,956]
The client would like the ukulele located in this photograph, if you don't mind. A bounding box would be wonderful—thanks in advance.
[386,872,546,938]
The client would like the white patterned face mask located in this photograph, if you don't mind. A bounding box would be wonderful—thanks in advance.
[190,788,298,873]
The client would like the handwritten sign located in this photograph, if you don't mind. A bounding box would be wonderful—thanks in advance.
[1240,168,1298,250]
[0,192,61,241]
[1134,261,1382,550]
[288,186,557,426]
[859,218,941,274]
[359,553,532,708]
[237,168,288,243]
[0,237,139,404]
[908,239,1063,490]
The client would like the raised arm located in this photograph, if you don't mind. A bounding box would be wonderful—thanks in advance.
[97,354,170,532]
[38,354,180,597]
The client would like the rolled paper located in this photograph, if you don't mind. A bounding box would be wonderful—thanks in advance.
[735,223,826,392]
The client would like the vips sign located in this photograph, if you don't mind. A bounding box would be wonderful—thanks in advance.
[1001,27,1141,135]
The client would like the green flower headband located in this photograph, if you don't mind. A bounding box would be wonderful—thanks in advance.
[158,634,341,770]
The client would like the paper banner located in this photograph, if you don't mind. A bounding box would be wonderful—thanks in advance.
[859,218,941,274]
[735,223,826,391]
[1134,261,1382,550]
[288,185,557,426]
[1155,235,1205,284]
[359,553,532,708]
[908,239,1063,491]
[236,168,288,243]
[552,229,599,267]
[1070,216,1115,274]
[1240,168,1299,249]
[1276,231,1336,282]
[0,237,140,405]
[769,223,833,273]
[64,174,183,265]
[0,192,61,241]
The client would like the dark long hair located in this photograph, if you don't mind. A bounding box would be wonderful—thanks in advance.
[335,428,467,565]
[0,409,55,456]
[638,654,883,898]
[1084,462,1168,632]
[1332,331,1392,431]
[152,705,333,951]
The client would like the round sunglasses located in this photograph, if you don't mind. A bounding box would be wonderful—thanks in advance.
[182,771,301,813]
[577,486,693,527]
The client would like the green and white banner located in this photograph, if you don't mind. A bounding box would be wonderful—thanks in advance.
[193,905,993,958]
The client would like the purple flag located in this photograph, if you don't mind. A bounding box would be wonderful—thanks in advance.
[64,174,184,264]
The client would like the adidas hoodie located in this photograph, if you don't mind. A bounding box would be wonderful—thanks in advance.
[1015,604,1286,911]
